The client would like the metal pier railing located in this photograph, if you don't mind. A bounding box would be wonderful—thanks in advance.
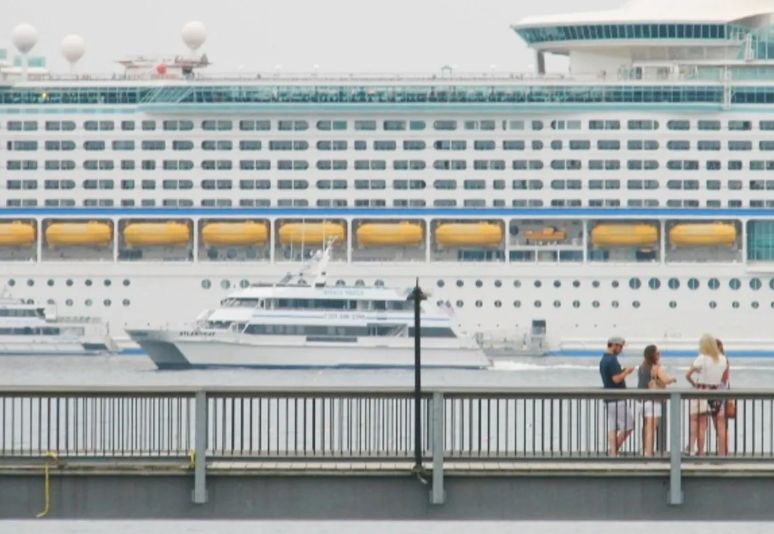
[0,387,772,505]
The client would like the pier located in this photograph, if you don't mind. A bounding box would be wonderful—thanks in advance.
[1,386,774,519]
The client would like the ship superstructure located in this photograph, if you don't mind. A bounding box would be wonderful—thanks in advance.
[2,1,774,355]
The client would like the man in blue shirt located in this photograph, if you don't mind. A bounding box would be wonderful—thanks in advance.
[599,336,635,456]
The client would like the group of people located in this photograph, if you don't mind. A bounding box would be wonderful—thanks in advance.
[599,334,731,456]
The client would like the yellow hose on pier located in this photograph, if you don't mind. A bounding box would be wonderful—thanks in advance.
[36,451,59,518]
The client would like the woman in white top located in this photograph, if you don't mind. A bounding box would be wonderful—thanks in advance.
[685,334,729,456]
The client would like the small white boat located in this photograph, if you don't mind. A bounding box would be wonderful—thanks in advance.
[0,292,116,355]
[128,243,490,369]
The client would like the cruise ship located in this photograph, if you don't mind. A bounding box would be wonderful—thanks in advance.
[1,0,774,356]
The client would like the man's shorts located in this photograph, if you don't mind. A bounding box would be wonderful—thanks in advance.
[606,400,636,432]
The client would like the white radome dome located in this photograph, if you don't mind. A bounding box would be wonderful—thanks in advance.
[182,21,207,51]
[61,34,86,64]
[11,23,38,54]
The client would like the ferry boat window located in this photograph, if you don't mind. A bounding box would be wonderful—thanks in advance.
[687,279,700,290]
[141,120,156,131]
[383,120,406,131]
[729,141,753,151]
[751,278,762,290]
[732,302,740,309]
[728,161,743,171]
[201,280,211,289]
[647,278,660,290]
[669,301,677,309]
[433,120,457,131]
[503,141,525,151]
[627,120,658,130]
[456,300,464,308]
[513,281,521,288]
[709,301,717,309]
[752,302,760,309]
[513,301,521,308]
[409,121,425,131]
[508,120,525,130]
[437,280,445,288]
[729,279,741,290]
[667,278,680,290]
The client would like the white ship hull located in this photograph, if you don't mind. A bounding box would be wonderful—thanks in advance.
[128,328,490,369]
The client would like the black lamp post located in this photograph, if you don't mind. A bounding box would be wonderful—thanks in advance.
[409,278,427,474]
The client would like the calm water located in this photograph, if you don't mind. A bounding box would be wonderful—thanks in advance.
[2,354,773,532]
[1,353,773,388]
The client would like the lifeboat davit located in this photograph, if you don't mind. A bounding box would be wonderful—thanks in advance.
[45,221,112,247]
[524,226,567,243]
[356,222,423,247]
[435,223,503,247]
[669,223,736,247]
[123,222,190,247]
[591,224,658,247]
[202,221,269,247]
[0,221,36,246]
[278,222,345,246]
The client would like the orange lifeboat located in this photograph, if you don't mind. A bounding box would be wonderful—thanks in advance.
[278,222,345,246]
[435,223,503,247]
[669,223,736,247]
[0,221,36,246]
[46,221,112,247]
[123,222,190,247]
[591,224,658,247]
[356,222,423,247]
[202,221,269,247]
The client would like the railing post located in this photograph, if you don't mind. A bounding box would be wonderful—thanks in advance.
[668,391,683,506]
[430,391,445,505]
[192,390,208,504]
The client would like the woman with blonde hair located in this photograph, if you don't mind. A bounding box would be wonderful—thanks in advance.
[638,344,676,456]
[686,334,729,456]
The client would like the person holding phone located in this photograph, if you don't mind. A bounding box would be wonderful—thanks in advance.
[599,336,635,456]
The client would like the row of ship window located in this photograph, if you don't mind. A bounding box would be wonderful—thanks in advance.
[7,276,774,292]
[8,119,774,132]
[7,178,774,191]
[437,278,774,291]
[453,300,774,310]
[6,198,774,208]
[12,296,774,310]
[10,159,774,171]
[10,139,774,152]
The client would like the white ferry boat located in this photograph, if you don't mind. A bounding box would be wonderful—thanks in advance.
[0,293,115,355]
[128,243,488,368]
[1,0,774,357]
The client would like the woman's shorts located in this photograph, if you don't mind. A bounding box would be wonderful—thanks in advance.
[642,400,662,418]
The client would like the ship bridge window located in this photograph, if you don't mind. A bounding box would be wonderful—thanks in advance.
[222,298,260,308]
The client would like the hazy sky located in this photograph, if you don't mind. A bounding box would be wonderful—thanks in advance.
[4,0,621,74]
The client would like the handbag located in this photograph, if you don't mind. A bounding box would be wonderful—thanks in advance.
[648,365,666,389]
[723,359,736,419]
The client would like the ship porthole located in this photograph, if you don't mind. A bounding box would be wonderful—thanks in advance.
[201,279,211,289]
